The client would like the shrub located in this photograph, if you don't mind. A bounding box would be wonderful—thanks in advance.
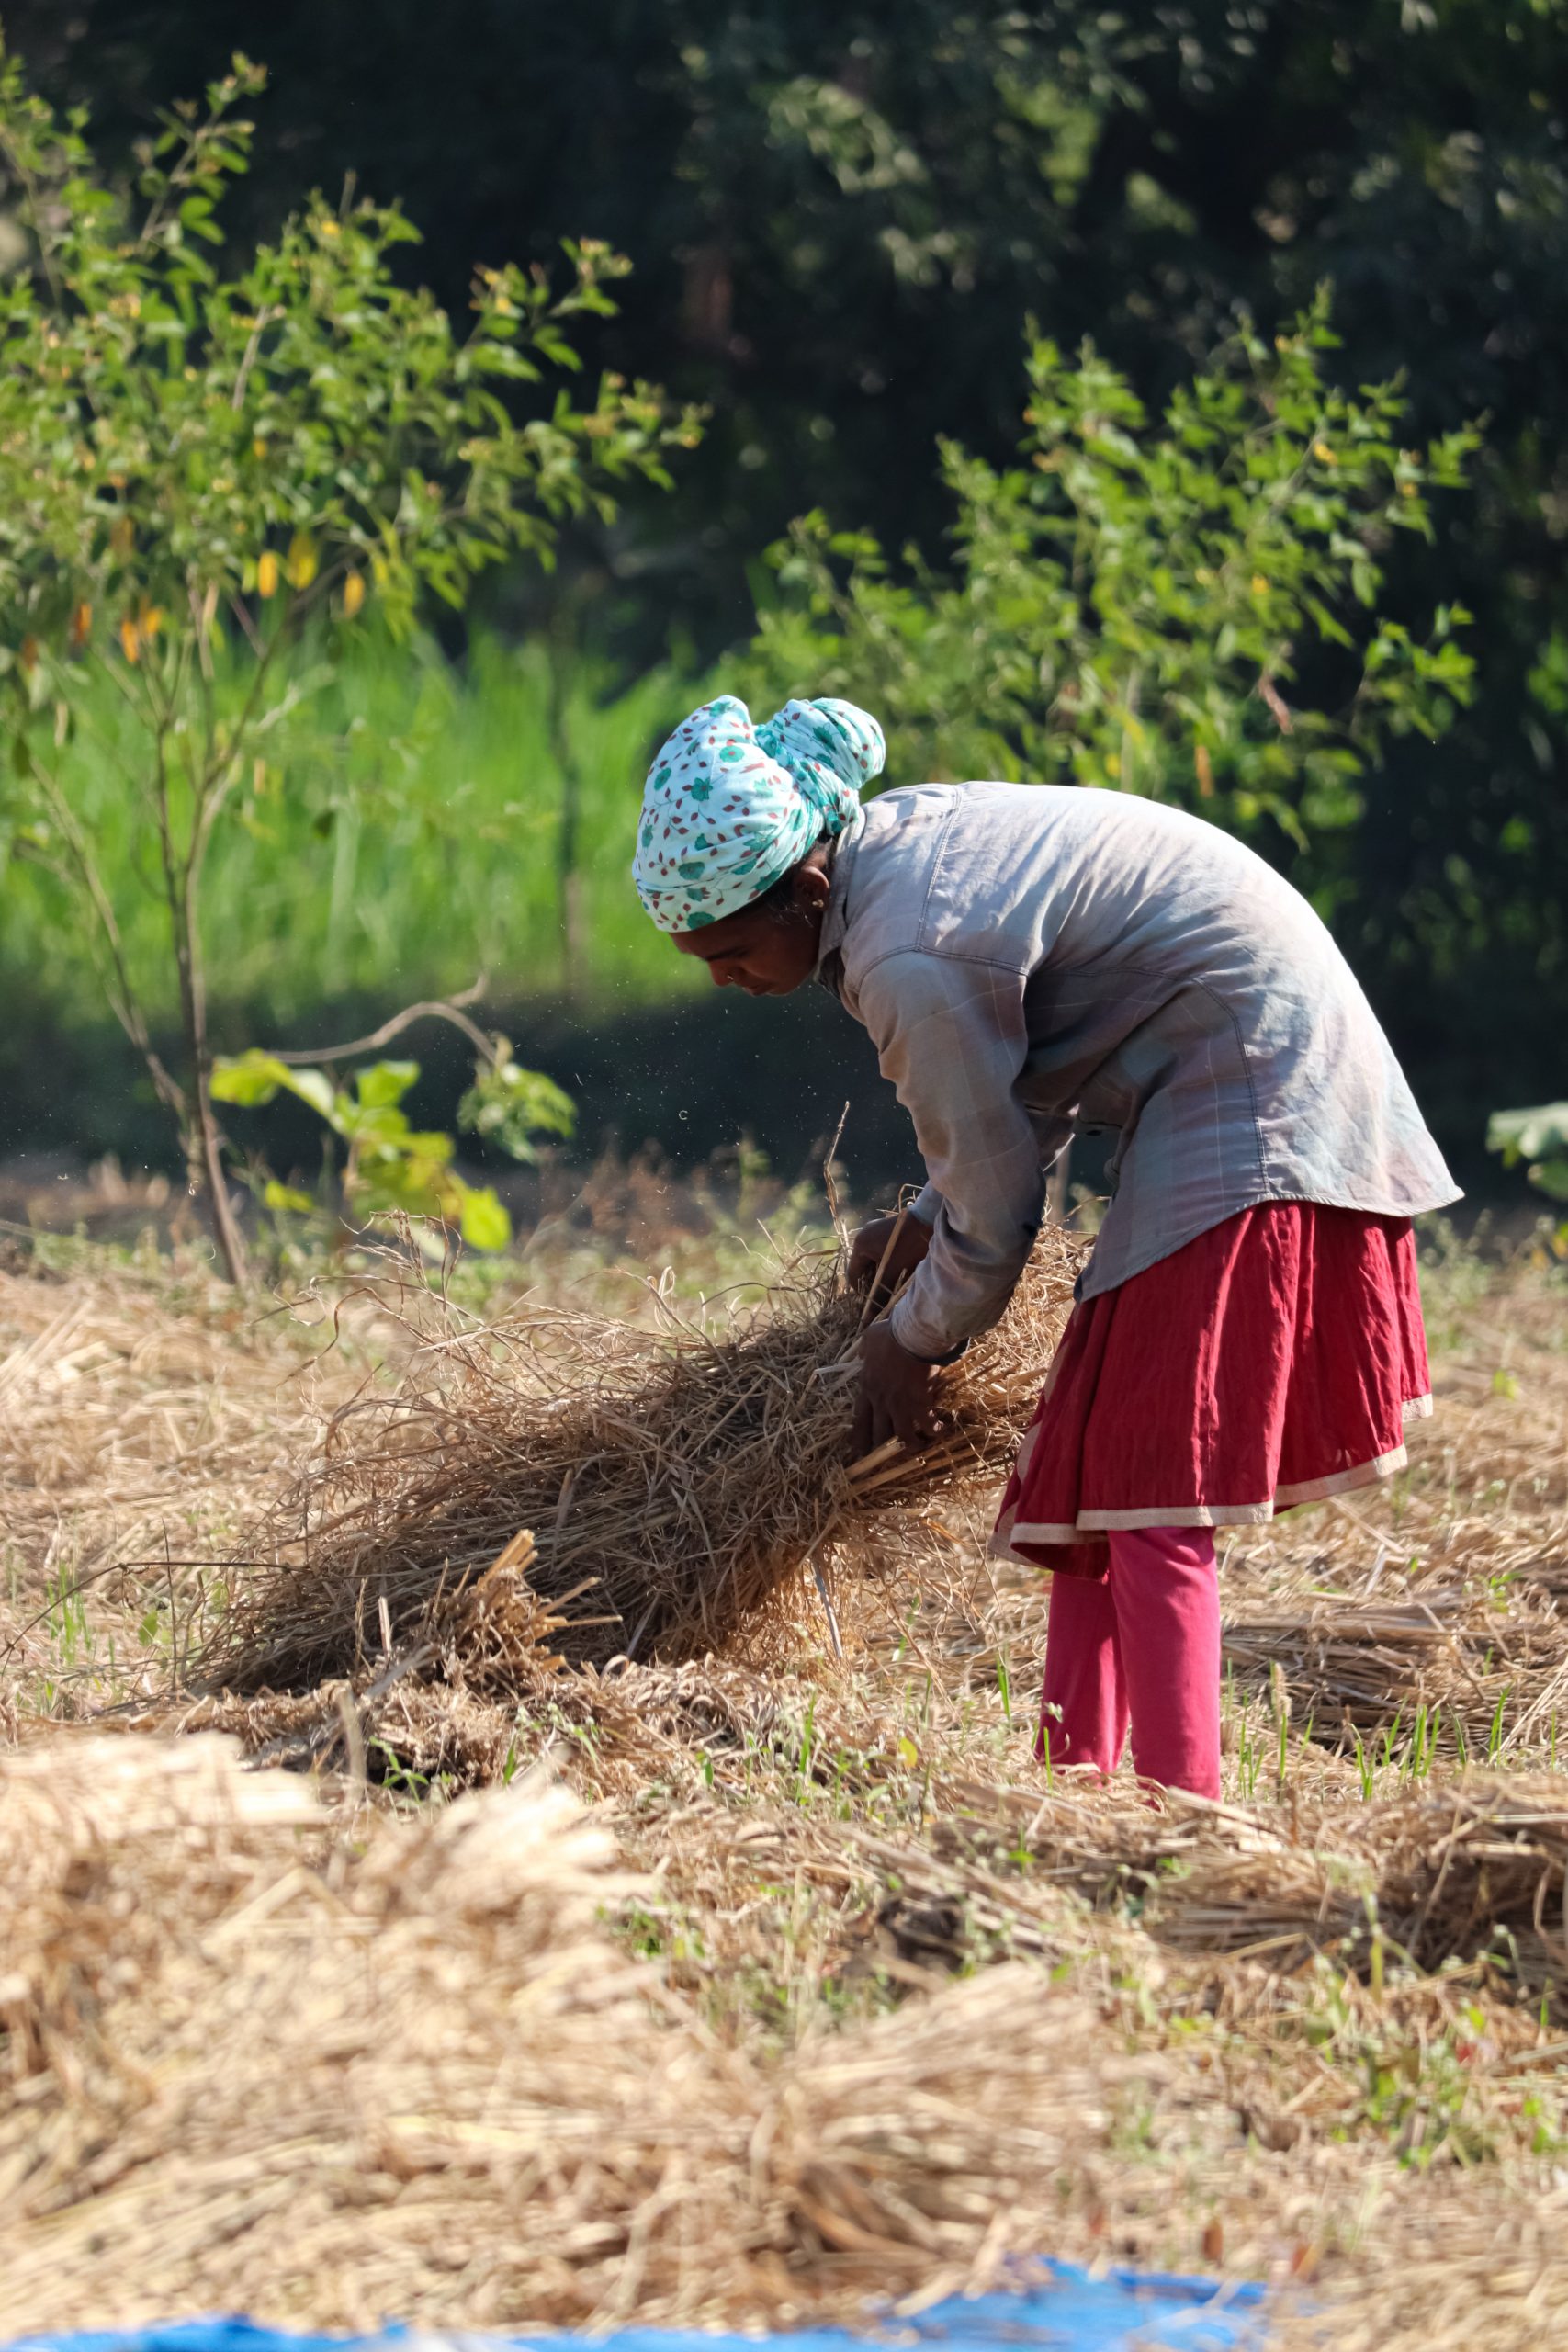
[0,48,698,1279]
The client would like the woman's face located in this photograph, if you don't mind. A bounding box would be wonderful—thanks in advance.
[673,859,832,996]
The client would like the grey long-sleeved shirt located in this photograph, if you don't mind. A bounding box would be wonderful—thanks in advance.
[815,782,1459,1363]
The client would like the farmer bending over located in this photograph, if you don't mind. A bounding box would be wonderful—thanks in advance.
[631,695,1456,1800]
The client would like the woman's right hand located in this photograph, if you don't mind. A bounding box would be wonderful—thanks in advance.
[847,1209,932,1304]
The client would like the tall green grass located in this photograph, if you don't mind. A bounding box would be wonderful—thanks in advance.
[1,629,707,1028]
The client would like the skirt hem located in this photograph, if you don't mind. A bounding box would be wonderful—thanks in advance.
[991,1418,1425,1566]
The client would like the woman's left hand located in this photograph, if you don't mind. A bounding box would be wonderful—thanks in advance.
[852,1319,945,1457]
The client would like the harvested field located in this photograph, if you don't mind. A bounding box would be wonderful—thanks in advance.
[6,1215,1568,2348]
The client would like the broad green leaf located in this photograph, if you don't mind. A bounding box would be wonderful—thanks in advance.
[279,1066,338,1124]
[355,1058,421,1110]
[210,1049,291,1108]
[337,1101,412,1147]
[457,1182,511,1251]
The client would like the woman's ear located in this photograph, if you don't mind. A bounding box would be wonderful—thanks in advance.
[789,856,833,918]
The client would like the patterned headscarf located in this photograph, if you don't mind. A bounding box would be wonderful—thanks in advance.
[632,694,886,933]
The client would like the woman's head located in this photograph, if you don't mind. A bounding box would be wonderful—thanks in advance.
[670,842,835,995]
[631,693,883,990]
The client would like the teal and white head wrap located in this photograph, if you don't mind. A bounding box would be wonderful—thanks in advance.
[632,694,885,933]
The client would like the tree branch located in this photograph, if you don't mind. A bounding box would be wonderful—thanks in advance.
[258,978,497,1068]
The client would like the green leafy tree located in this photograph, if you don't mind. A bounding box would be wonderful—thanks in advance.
[0,47,698,1280]
[750,301,1475,850]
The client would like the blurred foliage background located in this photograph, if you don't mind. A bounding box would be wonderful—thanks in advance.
[4,0,1568,1201]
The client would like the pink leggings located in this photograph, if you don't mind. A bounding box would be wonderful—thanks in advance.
[1038,1527,1222,1799]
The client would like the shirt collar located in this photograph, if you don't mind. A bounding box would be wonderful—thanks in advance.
[814,803,865,980]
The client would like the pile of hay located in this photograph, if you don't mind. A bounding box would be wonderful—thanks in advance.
[12,1738,1568,2346]
[211,1232,1083,1692]
[0,1734,1252,2337]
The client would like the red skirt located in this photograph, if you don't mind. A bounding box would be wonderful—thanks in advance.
[992,1203,1432,1579]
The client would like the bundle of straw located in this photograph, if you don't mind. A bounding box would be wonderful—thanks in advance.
[936,1771,1568,1995]
[1222,1591,1568,1757]
[211,1229,1084,1693]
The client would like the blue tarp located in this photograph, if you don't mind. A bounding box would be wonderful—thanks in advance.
[6,2265,1270,2352]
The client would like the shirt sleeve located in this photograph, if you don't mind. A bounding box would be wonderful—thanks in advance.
[854,950,1065,1359]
